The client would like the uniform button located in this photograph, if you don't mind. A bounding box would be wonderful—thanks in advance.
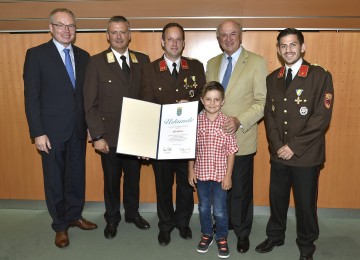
[284,121,287,125]
[176,89,178,92]
[285,131,288,135]
[176,100,179,103]
[284,110,287,113]
[102,117,105,120]
[284,98,287,101]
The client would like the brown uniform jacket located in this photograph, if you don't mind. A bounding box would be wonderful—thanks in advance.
[264,60,334,167]
[83,48,150,147]
[141,55,206,105]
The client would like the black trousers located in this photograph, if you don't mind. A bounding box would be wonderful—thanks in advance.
[41,133,86,232]
[101,147,141,225]
[266,160,320,256]
[152,160,194,232]
[227,153,255,238]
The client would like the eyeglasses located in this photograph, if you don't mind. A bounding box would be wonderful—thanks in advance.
[51,23,76,31]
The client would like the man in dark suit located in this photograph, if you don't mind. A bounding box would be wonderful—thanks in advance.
[141,22,206,246]
[23,8,97,248]
[255,28,334,260]
[83,16,150,239]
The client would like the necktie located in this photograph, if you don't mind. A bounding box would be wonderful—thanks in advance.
[172,62,178,79]
[222,56,232,89]
[286,68,293,88]
[63,49,75,88]
[120,55,130,80]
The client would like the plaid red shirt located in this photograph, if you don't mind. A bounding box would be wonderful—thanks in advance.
[194,110,238,182]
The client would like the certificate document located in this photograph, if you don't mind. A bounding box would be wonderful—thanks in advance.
[116,97,198,160]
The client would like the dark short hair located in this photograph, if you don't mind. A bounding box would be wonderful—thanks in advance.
[107,16,130,31]
[277,28,304,46]
[49,8,76,24]
[162,23,185,40]
[201,81,225,99]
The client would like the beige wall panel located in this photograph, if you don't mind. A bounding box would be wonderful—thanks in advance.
[1,31,360,209]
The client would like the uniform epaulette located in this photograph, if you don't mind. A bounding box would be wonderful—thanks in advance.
[133,50,148,56]
[183,56,201,63]
[312,63,327,72]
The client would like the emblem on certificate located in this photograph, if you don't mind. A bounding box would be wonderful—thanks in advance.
[177,107,182,116]
[295,89,304,104]
[106,52,115,63]
[299,106,308,115]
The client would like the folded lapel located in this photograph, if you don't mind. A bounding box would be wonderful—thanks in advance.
[45,41,74,90]
[226,48,248,92]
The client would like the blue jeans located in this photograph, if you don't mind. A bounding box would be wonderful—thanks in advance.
[197,180,228,240]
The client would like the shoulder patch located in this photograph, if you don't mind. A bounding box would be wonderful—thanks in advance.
[324,93,333,109]
[312,63,327,72]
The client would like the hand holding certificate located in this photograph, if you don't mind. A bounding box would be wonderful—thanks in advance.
[116,97,198,159]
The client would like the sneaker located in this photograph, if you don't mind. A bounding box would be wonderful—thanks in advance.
[217,238,230,258]
[197,234,213,253]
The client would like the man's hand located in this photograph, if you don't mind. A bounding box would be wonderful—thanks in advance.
[35,135,51,154]
[222,116,240,134]
[94,139,110,154]
[277,144,294,160]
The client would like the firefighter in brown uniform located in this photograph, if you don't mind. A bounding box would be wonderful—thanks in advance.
[255,28,334,260]
[141,22,206,246]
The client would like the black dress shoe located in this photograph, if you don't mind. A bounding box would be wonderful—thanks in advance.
[237,236,250,253]
[104,223,117,239]
[178,226,192,240]
[255,238,284,253]
[158,231,171,246]
[299,255,313,260]
[125,216,150,230]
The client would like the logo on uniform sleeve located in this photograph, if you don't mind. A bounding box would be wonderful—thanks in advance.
[324,93,333,109]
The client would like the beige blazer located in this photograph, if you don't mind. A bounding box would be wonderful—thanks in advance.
[206,47,267,155]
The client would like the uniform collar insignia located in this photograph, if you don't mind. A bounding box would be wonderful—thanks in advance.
[106,52,115,63]
[298,65,309,77]
[159,60,167,71]
[278,67,285,78]
[181,59,189,70]
[130,53,138,63]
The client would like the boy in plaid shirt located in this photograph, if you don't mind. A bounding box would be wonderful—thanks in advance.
[189,81,238,258]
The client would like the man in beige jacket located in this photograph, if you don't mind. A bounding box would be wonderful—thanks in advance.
[206,19,267,254]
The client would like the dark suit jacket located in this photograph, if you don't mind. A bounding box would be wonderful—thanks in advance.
[83,48,150,147]
[264,60,334,166]
[24,40,90,142]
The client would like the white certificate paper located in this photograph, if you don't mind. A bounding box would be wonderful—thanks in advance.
[116,97,198,160]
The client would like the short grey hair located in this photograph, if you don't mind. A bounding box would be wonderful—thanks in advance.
[49,8,76,24]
